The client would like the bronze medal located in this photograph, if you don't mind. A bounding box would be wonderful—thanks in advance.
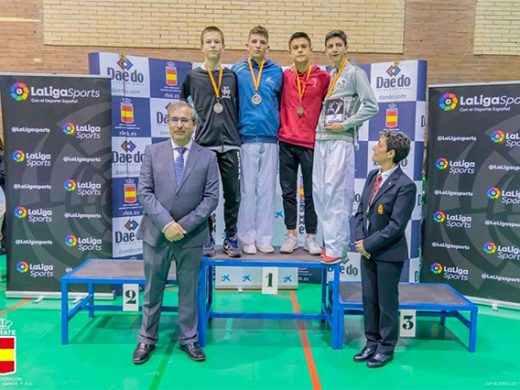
[252,93,262,105]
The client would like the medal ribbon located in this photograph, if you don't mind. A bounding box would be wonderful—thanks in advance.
[295,65,312,106]
[248,58,265,94]
[326,58,348,98]
[205,63,223,99]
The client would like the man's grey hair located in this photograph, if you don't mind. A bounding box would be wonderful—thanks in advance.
[166,101,199,123]
[381,130,410,164]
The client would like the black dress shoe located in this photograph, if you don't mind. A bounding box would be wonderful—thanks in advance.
[367,352,394,368]
[133,342,155,365]
[353,346,377,362]
[180,342,206,362]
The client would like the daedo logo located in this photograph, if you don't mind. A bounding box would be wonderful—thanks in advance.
[107,57,145,83]
[376,63,411,89]
[115,219,140,243]
[113,140,144,164]
[439,92,458,111]
[10,82,29,101]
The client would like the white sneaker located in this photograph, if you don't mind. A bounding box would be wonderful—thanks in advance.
[242,243,257,255]
[280,235,298,254]
[304,234,322,256]
[256,243,274,253]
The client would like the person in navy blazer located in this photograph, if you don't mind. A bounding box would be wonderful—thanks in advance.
[353,130,416,368]
[133,102,219,365]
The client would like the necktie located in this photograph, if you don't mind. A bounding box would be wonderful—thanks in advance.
[369,172,382,205]
[174,147,186,186]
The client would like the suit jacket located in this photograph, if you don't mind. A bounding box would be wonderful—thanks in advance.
[136,140,219,248]
[354,167,416,262]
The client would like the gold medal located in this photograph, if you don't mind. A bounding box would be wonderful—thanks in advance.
[296,105,304,117]
[213,102,224,113]
[248,58,265,106]
[252,93,262,105]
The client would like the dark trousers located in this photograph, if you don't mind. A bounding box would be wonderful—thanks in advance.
[207,149,240,238]
[279,141,317,234]
[360,257,404,354]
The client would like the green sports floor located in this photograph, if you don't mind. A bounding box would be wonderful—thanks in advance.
[0,254,519,390]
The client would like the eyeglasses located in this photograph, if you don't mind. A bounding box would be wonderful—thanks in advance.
[169,117,193,125]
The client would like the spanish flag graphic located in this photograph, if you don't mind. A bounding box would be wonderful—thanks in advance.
[124,183,137,204]
[166,64,177,87]
[0,337,16,375]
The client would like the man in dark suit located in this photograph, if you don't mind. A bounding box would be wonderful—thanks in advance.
[133,102,219,364]
[353,130,416,368]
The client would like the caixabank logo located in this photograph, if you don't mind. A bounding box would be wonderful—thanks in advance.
[487,186,520,205]
[10,82,29,101]
[65,234,102,252]
[430,262,469,281]
[435,157,475,174]
[439,93,458,111]
[64,179,102,196]
[433,210,472,228]
[11,149,51,167]
[0,319,17,375]
[483,241,520,261]
[489,129,520,148]
[13,206,52,223]
[62,121,101,140]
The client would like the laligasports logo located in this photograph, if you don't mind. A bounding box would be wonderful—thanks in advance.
[64,234,78,247]
[487,186,520,205]
[13,206,52,223]
[489,130,520,148]
[432,211,446,223]
[65,234,102,251]
[17,262,54,278]
[490,130,505,144]
[487,187,501,200]
[16,261,29,273]
[430,262,469,281]
[483,242,497,254]
[10,82,29,101]
[484,241,520,261]
[62,122,76,135]
[62,121,101,140]
[435,157,448,170]
[10,149,51,167]
[0,319,16,375]
[64,179,101,196]
[435,157,475,174]
[430,262,443,274]
[13,207,27,219]
[433,210,472,228]
[439,92,458,111]
[11,150,25,163]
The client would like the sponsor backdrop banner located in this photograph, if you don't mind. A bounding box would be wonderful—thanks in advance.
[422,82,520,304]
[89,54,425,288]
[0,74,112,294]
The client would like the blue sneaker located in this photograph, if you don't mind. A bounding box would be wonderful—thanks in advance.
[223,236,241,258]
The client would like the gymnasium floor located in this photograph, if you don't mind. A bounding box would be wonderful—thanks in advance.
[0,254,519,390]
